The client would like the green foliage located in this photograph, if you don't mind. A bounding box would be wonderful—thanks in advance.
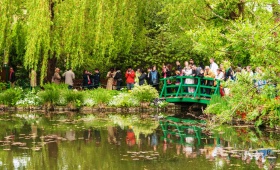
[150,100,169,108]
[205,95,229,115]
[0,82,8,91]
[89,88,116,106]
[131,85,159,102]
[206,72,280,127]
[108,93,139,107]
[37,84,62,105]
[0,87,23,106]
[64,90,85,108]
[2,0,280,87]
[16,90,40,106]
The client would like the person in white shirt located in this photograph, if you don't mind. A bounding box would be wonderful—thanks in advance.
[62,68,75,89]
[215,69,224,80]
[246,66,254,76]
[210,58,218,76]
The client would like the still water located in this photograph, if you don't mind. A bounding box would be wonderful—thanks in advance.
[0,112,279,170]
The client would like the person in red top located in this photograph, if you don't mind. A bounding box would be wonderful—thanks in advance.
[125,66,135,90]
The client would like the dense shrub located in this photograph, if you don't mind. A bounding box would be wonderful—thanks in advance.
[90,88,116,107]
[131,85,159,102]
[0,87,23,106]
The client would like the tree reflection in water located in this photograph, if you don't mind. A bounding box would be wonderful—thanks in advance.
[0,113,278,169]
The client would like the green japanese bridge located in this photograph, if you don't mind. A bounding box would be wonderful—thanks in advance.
[160,76,221,104]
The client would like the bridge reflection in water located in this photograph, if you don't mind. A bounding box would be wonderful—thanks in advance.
[160,116,205,146]
[160,76,221,104]
[159,116,278,169]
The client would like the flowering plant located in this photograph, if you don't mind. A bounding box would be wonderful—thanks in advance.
[108,93,139,107]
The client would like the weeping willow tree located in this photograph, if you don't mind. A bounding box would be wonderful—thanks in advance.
[1,0,154,85]
[2,0,280,85]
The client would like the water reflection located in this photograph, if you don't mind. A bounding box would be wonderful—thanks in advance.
[0,113,279,169]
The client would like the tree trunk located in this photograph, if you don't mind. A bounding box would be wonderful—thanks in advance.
[46,57,57,83]
[45,0,57,83]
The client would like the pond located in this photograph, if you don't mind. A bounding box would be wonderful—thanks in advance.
[0,112,279,170]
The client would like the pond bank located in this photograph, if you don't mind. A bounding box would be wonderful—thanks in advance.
[0,103,181,113]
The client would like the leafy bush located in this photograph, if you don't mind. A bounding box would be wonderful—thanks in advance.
[206,72,280,127]
[64,90,85,108]
[90,88,115,107]
[0,87,23,106]
[205,95,229,115]
[131,85,159,102]
[0,82,8,91]
[37,83,62,105]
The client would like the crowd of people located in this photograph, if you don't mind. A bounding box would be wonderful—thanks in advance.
[8,57,265,93]
[94,58,262,95]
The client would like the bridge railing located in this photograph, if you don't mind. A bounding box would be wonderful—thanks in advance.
[160,76,221,99]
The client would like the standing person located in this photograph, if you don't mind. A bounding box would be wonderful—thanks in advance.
[197,69,205,94]
[192,65,199,84]
[92,68,101,89]
[30,68,37,90]
[53,68,61,84]
[215,69,224,80]
[199,62,205,70]
[183,61,189,70]
[9,67,16,88]
[176,61,182,73]
[162,66,171,79]
[162,65,172,93]
[189,59,194,66]
[204,66,215,95]
[220,64,226,74]
[62,68,75,89]
[146,67,152,85]
[106,68,115,90]
[174,70,181,92]
[210,58,219,76]
[182,65,194,94]
[192,65,201,76]
[225,66,234,81]
[114,68,123,90]
[182,62,189,93]
[125,66,135,90]
[246,66,254,76]
[148,66,160,91]
[138,69,147,86]
[82,70,92,89]
[134,68,141,86]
